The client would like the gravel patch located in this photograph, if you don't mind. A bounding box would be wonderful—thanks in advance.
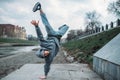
[0,48,69,79]
[0,51,44,79]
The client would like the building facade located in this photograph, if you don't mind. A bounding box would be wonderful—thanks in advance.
[0,24,26,40]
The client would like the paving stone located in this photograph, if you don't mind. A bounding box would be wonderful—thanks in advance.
[1,64,103,80]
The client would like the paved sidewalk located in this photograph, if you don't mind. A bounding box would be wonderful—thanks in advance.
[1,64,103,80]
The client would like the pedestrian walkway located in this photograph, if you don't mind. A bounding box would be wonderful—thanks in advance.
[1,64,103,80]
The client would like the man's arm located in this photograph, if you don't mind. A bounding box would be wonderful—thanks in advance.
[31,20,44,41]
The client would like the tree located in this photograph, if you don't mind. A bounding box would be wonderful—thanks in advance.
[66,30,76,41]
[67,30,77,41]
[76,29,83,36]
[27,35,38,41]
[85,11,102,31]
[107,0,120,17]
[66,29,84,41]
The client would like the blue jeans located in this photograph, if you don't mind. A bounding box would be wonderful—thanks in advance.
[35,13,69,76]
[40,13,69,37]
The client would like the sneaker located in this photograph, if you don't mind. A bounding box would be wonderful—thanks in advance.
[33,2,41,12]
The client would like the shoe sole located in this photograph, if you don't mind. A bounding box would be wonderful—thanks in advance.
[33,2,40,12]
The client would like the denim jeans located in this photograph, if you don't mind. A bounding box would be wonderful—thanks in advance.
[35,13,69,76]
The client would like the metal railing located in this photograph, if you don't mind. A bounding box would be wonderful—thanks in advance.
[77,18,120,40]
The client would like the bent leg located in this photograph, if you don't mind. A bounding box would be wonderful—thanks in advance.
[57,24,69,36]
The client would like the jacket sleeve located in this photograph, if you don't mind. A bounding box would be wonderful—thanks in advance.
[35,26,44,41]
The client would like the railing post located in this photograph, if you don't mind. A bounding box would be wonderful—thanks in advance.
[110,22,113,28]
[95,27,97,33]
[102,26,104,31]
[117,19,120,26]
[98,27,100,32]
[106,24,108,30]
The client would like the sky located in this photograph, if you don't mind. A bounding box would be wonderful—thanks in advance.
[0,0,117,38]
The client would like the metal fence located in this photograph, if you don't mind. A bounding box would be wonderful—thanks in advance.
[77,19,120,40]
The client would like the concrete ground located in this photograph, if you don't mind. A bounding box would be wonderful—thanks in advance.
[1,64,103,80]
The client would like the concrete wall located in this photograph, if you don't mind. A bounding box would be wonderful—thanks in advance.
[93,57,120,80]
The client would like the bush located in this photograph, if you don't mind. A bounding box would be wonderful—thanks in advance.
[62,27,120,65]
[0,38,38,45]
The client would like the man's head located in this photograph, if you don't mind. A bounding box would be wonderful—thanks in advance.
[36,49,50,58]
[44,50,50,56]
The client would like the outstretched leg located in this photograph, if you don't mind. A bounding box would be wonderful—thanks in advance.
[40,9,58,36]
[40,9,69,37]
[33,2,57,35]
[33,2,69,37]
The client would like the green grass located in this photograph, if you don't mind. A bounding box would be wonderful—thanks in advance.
[62,27,120,65]
[0,38,38,46]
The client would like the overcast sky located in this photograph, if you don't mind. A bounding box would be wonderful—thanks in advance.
[0,0,117,38]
